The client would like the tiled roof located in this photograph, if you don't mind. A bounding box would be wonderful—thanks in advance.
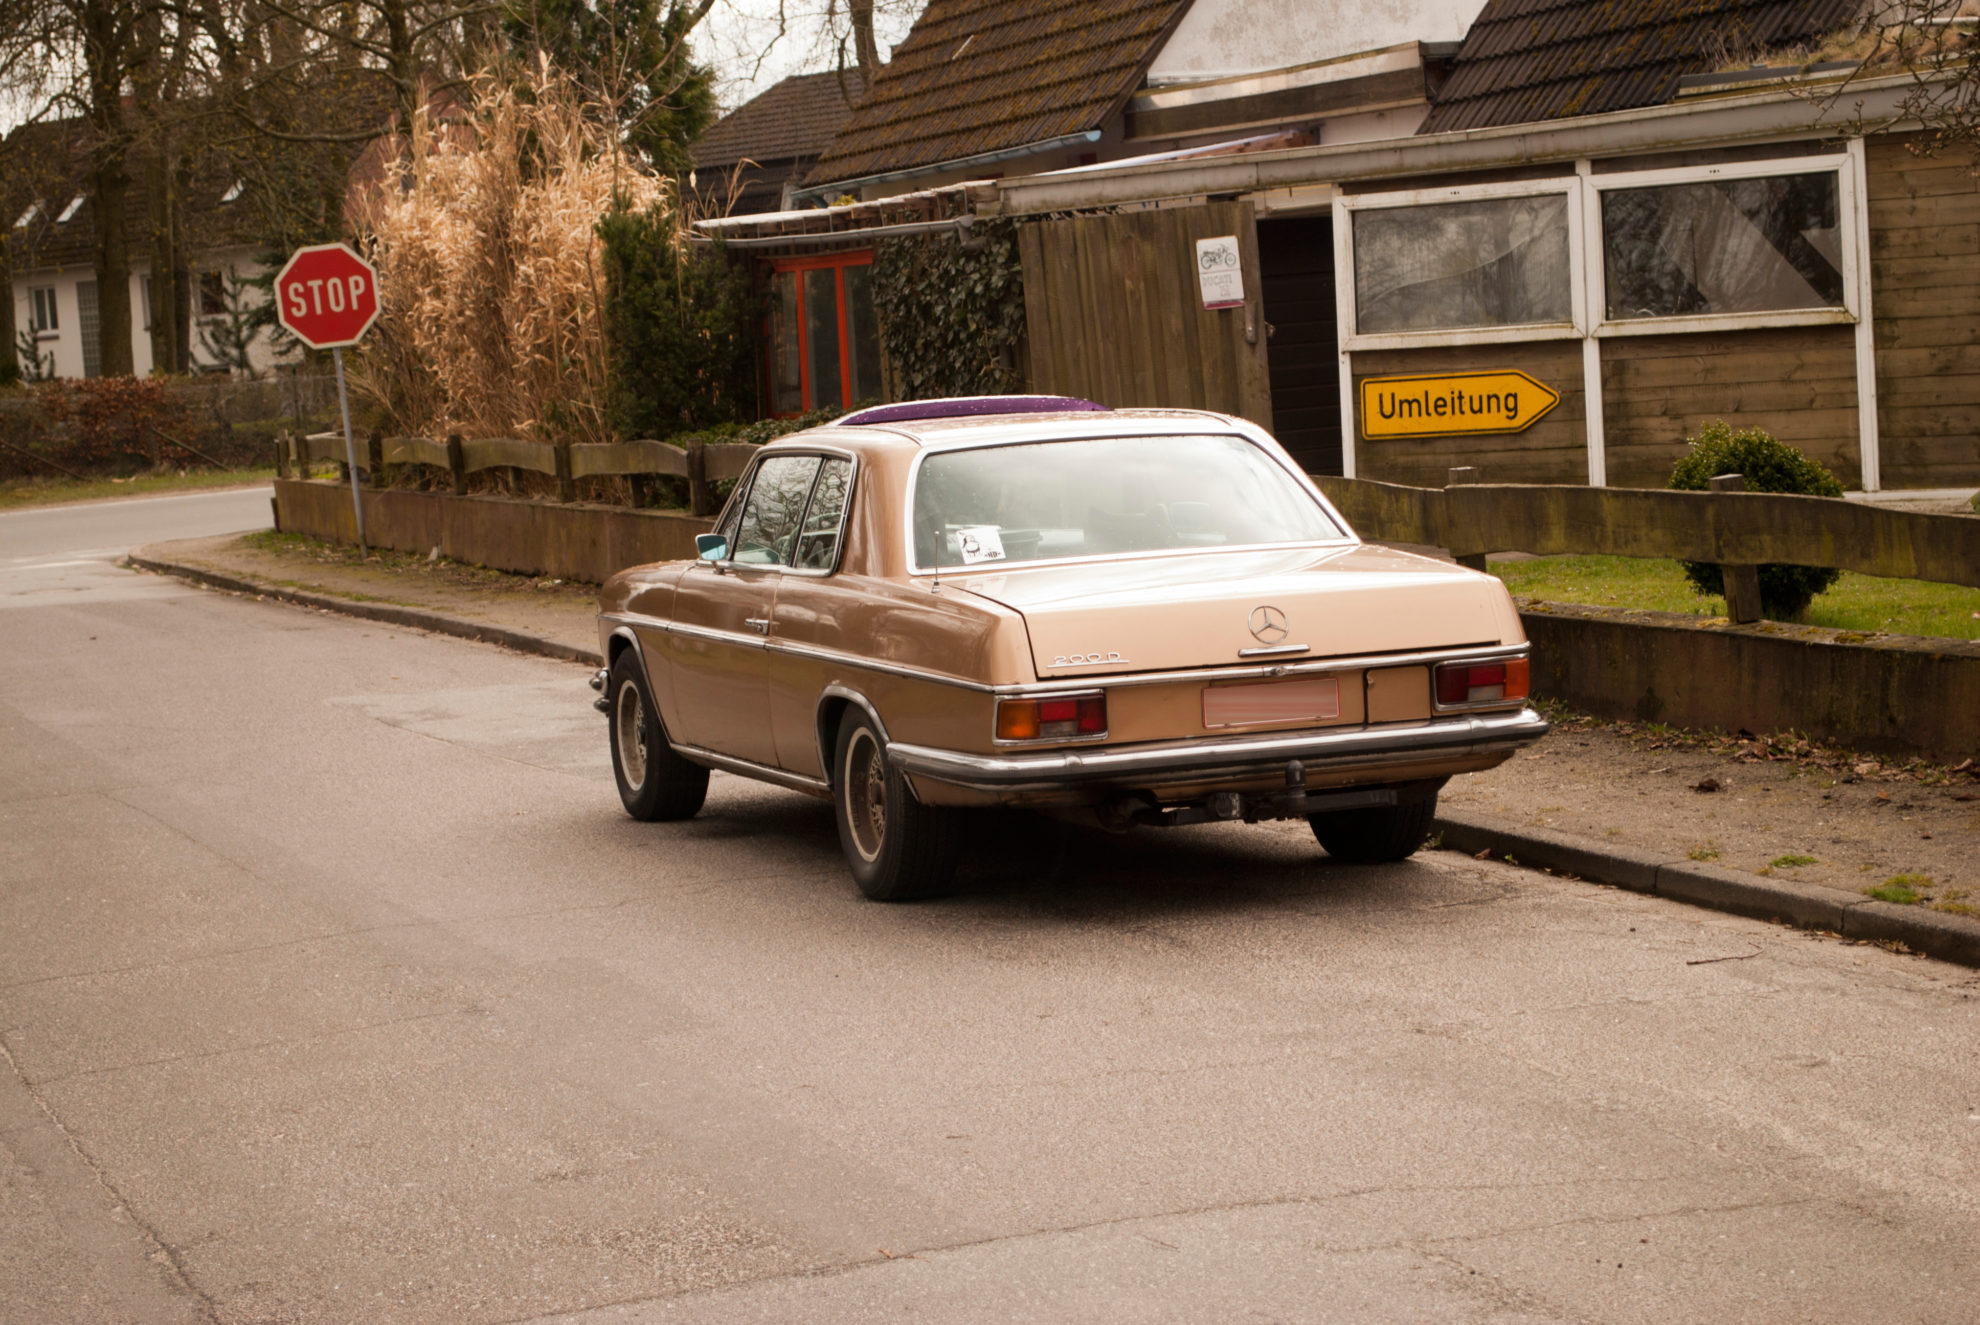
[3,118,259,273]
[807,0,1191,186]
[693,72,861,170]
[1419,0,1867,134]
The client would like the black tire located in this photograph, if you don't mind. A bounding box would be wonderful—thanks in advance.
[833,711,962,901]
[608,651,708,822]
[1310,793,1438,864]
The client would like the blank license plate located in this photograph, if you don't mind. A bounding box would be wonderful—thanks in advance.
[1202,676,1341,728]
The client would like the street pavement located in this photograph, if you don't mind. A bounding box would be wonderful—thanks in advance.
[3,495,1979,1323]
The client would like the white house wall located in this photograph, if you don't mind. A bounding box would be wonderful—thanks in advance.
[11,247,285,380]
[1147,0,1489,83]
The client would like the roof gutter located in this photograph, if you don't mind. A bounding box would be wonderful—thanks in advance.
[991,71,1938,215]
[692,215,975,248]
[792,130,1103,206]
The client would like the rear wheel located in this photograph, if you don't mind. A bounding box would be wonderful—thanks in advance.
[609,651,708,822]
[834,712,962,901]
[1310,792,1438,864]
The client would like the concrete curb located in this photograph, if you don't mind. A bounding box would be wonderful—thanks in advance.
[1435,810,1980,970]
[125,553,603,669]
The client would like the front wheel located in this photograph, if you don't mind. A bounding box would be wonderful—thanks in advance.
[833,713,962,901]
[1309,793,1437,864]
[609,652,708,822]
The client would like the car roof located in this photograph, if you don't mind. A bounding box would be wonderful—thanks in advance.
[761,407,1256,455]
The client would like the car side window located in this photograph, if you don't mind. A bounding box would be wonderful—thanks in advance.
[793,458,853,571]
[733,455,823,566]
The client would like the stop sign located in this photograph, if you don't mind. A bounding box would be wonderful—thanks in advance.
[274,243,380,350]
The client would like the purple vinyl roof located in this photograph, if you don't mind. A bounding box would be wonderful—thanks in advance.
[842,396,1111,426]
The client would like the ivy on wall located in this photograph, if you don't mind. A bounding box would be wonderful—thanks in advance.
[872,218,1026,399]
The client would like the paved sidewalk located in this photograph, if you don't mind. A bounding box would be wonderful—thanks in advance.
[133,531,1980,966]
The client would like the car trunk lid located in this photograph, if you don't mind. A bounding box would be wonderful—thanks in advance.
[958,546,1510,680]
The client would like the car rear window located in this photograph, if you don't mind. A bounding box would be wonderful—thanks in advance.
[911,434,1343,570]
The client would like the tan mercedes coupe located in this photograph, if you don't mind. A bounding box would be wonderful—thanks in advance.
[593,397,1548,899]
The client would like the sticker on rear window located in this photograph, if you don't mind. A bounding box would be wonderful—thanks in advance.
[956,526,1006,564]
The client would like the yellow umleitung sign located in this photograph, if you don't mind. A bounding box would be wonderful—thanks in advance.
[1360,370,1561,439]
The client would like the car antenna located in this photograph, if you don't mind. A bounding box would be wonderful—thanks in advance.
[931,534,942,594]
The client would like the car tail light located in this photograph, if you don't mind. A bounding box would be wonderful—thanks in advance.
[997,693,1107,742]
[1435,658,1530,707]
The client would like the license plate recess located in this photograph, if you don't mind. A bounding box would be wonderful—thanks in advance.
[1202,676,1341,728]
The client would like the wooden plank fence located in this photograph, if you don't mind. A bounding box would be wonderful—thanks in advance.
[279,431,760,514]
[1313,474,1980,594]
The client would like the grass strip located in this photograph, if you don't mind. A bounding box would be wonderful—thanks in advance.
[0,467,276,511]
[1493,554,1980,641]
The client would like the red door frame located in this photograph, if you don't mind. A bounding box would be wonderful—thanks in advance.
[766,250,872,416]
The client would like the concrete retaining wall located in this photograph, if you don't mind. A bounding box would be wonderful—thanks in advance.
[274,480,710,585]
[1522,602,1980,761]
[275,480,1980,760]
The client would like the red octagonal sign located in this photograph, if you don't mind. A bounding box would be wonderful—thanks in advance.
[274,243,380,350]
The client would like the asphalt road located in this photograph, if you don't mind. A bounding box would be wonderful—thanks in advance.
[4,494,1979,1323]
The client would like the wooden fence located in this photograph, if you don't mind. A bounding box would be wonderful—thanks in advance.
[1314,474,1980,596]
[279,431,761,514]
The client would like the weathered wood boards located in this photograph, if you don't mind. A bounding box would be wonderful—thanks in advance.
[1314,475,1980,590]
[1018,201,1274,428]
[299,432,761,495]
[1868,133,1980,489]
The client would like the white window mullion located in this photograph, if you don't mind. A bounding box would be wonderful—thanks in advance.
[1846,136,1881,493]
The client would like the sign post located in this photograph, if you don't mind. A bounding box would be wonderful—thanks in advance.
[274,243,382,550]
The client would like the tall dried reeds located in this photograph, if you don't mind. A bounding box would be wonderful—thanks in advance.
[354,62,663,446]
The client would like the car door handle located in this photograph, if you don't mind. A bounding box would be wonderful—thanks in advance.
[744,617,771,635]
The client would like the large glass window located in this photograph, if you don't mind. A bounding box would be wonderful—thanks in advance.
[1352,194,1572,335]
[1601,172,1844,321]
[765,253,882,414]
[768,272,803,414]
[803,268,843,408]
[912,435,1343,571]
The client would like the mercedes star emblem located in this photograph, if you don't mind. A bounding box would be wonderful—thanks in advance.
[1248,605,1290,644]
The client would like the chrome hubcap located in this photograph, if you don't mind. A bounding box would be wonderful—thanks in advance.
[615,679,647,791]
[845,729,887,862]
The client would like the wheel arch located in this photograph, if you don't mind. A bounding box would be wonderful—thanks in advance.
[815,686,890,790]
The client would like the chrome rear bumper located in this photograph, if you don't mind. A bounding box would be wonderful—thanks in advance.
[887,708,1550,794]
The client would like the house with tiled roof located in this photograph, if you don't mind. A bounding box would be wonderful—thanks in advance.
[690,72,864,216]
[801,0,1491,202]
[5,118,277,380]
[701,0,1980,496]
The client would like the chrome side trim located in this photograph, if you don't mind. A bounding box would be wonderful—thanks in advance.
[601,610,1524,697]
[600,609,996,692]
[886,708,1550,793]
[668,742,832,798]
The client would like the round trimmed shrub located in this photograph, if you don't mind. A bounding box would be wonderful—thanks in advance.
[1669,421,1845,619]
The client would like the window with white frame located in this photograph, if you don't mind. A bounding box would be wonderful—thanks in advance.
[1594,163,1850,328]
[1351,193,1574,335]
[1336,153,1858,349]
[28,286,58,336]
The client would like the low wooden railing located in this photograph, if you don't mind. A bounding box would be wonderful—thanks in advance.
[278,431,761,514]
[1314,471,1980,621]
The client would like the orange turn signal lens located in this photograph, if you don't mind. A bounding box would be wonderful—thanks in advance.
[996,694,1106,742]
[996,699,1041,741]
